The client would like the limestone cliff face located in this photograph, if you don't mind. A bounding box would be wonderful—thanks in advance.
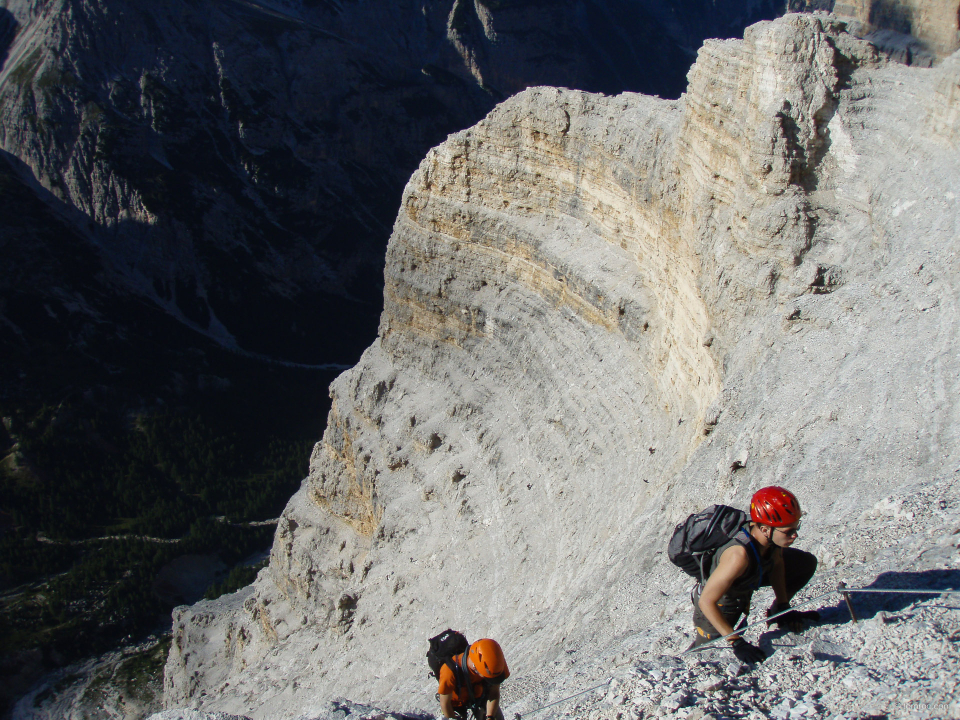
[674,18,881,364]
[163,14,960,719]
[832,0,959,58]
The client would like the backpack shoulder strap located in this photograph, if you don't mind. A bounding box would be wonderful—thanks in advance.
[739,527,764,589]
[460,646,476,705]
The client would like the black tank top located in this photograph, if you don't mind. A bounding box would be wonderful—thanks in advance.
[707,527,780,599]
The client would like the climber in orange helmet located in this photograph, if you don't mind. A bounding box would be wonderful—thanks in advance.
[437,638,510,720]
[691,486,820,663]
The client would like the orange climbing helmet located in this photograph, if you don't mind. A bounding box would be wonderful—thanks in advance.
[750,486,801,527]
[468,638,508,680]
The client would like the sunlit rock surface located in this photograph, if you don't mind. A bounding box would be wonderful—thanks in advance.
[164,13,960,720]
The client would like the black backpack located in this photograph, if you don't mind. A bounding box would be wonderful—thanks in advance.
[667,504,748,582]
[427,629,470,683]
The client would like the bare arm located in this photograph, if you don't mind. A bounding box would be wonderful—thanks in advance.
[697,544,750,641]
[485,683,502,720]
[438,693,456,719]
[768,547,789,605]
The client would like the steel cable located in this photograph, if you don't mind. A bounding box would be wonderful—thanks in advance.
[512,584,959,719]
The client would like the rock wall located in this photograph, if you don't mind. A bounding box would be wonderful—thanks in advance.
[929,50,960,140]
[163,14,960,719]
[832,0,960,58]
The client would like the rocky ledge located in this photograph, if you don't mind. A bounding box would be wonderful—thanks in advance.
[161,13,960,720]
[151,472,960,719]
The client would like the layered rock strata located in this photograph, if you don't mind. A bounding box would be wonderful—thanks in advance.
[164,14,960,719]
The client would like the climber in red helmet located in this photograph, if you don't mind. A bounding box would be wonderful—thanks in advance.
[691,486,820,663]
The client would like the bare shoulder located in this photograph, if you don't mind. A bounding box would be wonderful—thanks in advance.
[718,543,750,569]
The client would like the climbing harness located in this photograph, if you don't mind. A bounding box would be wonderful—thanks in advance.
[511,583,960,720]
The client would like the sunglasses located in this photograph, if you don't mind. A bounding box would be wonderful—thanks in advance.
[774,522,801,538]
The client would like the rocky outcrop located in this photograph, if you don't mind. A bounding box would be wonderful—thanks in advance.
[791,0,960,65]
[832,0,960,58]
[151,470,960,720]
[163,13,960,720]
[0,0,785,385]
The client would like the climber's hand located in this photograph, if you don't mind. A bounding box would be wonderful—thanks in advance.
[767,602,820,632]
[731,638,766,663]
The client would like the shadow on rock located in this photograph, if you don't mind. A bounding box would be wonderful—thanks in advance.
[829,569,960,622]
[319,700,436,720]
[0,9,16,72]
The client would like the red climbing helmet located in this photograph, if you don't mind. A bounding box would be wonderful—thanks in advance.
[750,486,801,526]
